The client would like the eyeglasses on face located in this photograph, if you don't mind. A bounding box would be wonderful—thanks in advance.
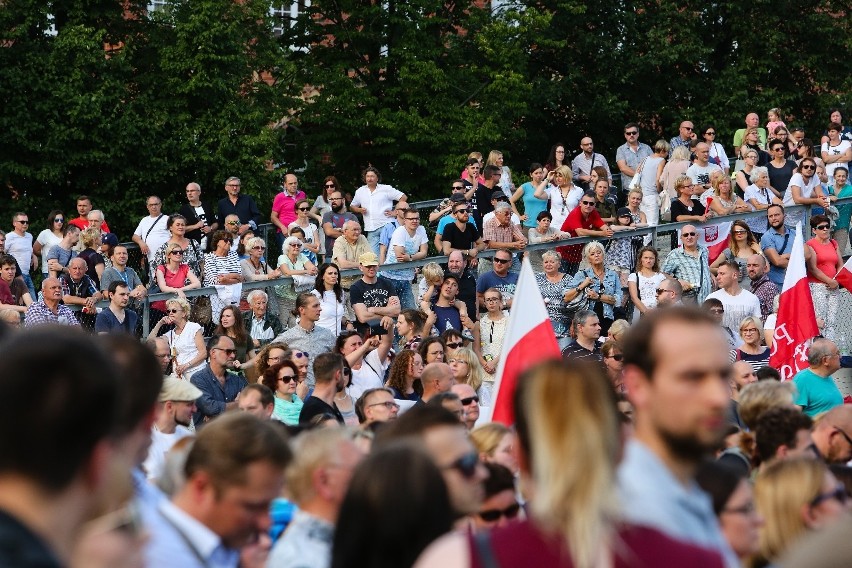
[289,243,303,248]
[733,229,747,235]
[213,347,237,356]
[445,341,463,349]
[655,288,670,295]
[368,401,400,410]
[294,351,309,359]
[460,396,479,406]
[625,130,638,136]
[810,485,848,508]
[705,131,716,136]
[167,308,181,314]
[493,258,511,264]
[682,126,693,131]
[682,232,697,237]
[170,250,185,255]
[581,200,596,206]
[801,164,816,171]
[452,185,465,190]
[325,183,336,188]
[226,221,240,225]
[54,217,64,222]
[710,308,724,315]
[252,246,266,250]
[297,207,310,211]
[279,374,297,383]
[478,503,521,522]
[815,225,830,231]
[444,452,480,479]
[16,220,28,224]
[455,209,469,214]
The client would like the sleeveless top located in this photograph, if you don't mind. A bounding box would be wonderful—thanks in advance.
[806,238,839,284]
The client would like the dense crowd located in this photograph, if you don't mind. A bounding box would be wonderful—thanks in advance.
[0,109,852,568]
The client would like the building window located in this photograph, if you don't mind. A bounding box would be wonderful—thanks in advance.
[270,1,310,37]
[148,0,168,13]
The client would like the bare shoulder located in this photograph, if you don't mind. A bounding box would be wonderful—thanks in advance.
[413,532,469,568]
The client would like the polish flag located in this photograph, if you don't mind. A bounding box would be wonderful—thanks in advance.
[834,256,852,291]
[698,221,732,264]
[489,257,562,425]
[769,223,819,380]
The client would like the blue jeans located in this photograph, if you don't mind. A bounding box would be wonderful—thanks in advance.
[387,277,415,311]
[21,273,36,300]
[366,229,382,256]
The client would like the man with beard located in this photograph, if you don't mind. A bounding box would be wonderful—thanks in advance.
[143,376,201,481]
[322,191,358,255]
[446,250,477,321]
[190,335,248,426]
[619,307,737,566]
[759,204,795,288]
[299,352,347,425]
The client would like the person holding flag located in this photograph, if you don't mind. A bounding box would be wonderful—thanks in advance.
[769,222,820,381]
[805,214,843,340]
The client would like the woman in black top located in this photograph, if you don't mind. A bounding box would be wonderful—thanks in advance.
[669,175,707,223]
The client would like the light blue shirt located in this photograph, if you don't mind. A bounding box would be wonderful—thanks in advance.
[145,499,240,568]
[618,439,737,568]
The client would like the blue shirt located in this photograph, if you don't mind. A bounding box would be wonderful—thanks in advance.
[190,365,247,425]
[618,440,738,568]
[568,268,623,321]
[760,225,794,287]
[94,307,139,334]
[793,367,844,417]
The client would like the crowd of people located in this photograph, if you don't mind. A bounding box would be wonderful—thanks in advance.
[0,109,852,567]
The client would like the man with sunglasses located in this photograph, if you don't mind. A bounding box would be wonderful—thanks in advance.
[558,190,614,273]
[6,212,37,299]
[655,278,683,307]
[442,202,485,267]
[792,337,844,419]
[669,120,696,158]
[271,173,306,246]
[807,405,852,464]
[190,335,247,426]
[662,225,711,304]
[476,249,518,312]
[451,383,480,430]
[429,180,469,225]
[616,122,653,190]
[322,191,359,256]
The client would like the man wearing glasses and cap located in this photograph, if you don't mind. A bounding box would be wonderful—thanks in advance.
[143,376,202,481]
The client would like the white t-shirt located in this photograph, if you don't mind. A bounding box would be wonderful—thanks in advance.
[686,162,723,188]
[167,321,205,379]
[134,215,171,262]
[545,185,583,229]
[783,173,821,206]
[288,220,319,249]
[5,231,33,276]
[705,288,761,336]
[627,271,666,312]
[347,349,387,400]
[143,425,193,481]
[350,184,405,231]
[383,225,428,281]
[311,288,346,335]
[35,230,62,275]
[821,140,851,178]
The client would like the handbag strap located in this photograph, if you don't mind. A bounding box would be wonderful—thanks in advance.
[144,214,165,241]
[473,531,501,568]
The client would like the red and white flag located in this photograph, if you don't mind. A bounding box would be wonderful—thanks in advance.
[769,223,819,380]
[489,257,562,425]
[698,221,732,264]
[834,256,852,291]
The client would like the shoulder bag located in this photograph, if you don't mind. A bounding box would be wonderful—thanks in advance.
[628,157,647,191]
[565,269,590,312]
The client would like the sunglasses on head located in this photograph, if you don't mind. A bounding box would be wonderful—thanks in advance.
[279,374,297,383]
[478,503,521,522]
[460,396,479,406]
[445,452,480,479]
[446,341,463,349]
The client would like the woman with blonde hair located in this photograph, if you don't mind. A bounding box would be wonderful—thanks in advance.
[534,165,581,231]
[707,173,750,218]
[151,241,201,314]
[148,297,206,379]
[754,457,848,565]
[470,422,519,475]
[418,359,723,568]
[710,220,763,290]
[77,227,105,287]
[486,149,515,198]
[731,315,769,372]
[449,346,491,406]
[660,145,691,201]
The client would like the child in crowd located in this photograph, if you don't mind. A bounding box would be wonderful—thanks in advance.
[766,108,786,136]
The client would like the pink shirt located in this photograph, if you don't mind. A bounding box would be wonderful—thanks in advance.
[271,190,306,233]
[807,237,839,284]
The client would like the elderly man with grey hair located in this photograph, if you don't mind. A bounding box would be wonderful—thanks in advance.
[331,219,371,289]
[482,198,527,273]
[792,337,844,418]
[242,289,284,352]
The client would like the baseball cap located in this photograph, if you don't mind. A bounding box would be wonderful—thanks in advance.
[491,190,507,201]
[102,233,119,247]
[359,252,380,266]
[617,207,632,218]
[159,376,203,402]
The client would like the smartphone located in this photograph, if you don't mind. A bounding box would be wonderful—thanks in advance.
[368,323,388,336]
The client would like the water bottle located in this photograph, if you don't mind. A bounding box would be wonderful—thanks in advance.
[840,334,849,357]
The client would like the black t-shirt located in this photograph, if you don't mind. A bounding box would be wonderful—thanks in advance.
[299,395,344,425]
[0,509,62,568]
[670,199,706,222]
[78,248,104,287]
[350,276,395,334]
[441,222,481,252]
[446,267,477,321]
[766,160,797,194]
[179,201,216,242]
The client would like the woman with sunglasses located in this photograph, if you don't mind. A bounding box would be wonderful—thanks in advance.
[261,361,303,425]
[701,124,730,174]
[276,235,318,325]
[806,214,843,340]
[239,235,281,315]
[753,457,848,567]
[150,215,202,278]
[384,349,424,402]
[419,359,723,568]
[149,297,206,379]
[601,340,625,393]
[33,209,65,279]
[471,463,520,532]
[533,165,580,231]
[710,220,762,290]
[203,230,244,325]
[288,198,320,264]
[336,330,391,400]
[151,242,201,315]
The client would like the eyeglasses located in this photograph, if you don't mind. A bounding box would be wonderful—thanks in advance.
[15,220,28,224]
[810,485,848,508]
[478,503,521,522]
[213,348,237,356]
[625,131,638,136]
[146,203,161,207]
[226,221,240,225]
[452,185,465,190]
[741,328,759,334]
[170,250,185,255]
[773,147,785,152]
[157,353,173,360]
[289,243,303,248]
[446,341,463,349]
[815,224,830,231]
[368,401,400,410]
[460,396,479,406]
[279,374,297,383]
[167,309,181,314]
[801,165,816,171]
[493,258,511,264]
[405,216,420,221]
[455,209,469,214]
[448,358,468,365]
[443,452,480,479]
[682,126,693,131]
[682,232,697,237]
[655,288,670,295]
[330,197,344,201]
[54,217,64,222]
[581,200,596,206]
[745,154,757,159]
[605,354,624,361]
[252,246,266,250]
[834,427,852,448]
[732,229,747,234]
[297,207,310,211]
[705,131,716,136]
[226,184,241,188]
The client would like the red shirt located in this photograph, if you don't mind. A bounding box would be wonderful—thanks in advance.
[558,207,604,262]
[69,217,110,233]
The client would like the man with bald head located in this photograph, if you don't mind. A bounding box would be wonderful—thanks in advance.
[669,120,696,157]
[24,277,79,326]
[685,142,722,192]
[809,405,852,464]
[179,182,217,244]
[61,257,101,325]
[733,113,768,151]
[446,249,477,320]
[572,136,612,190]
[271,173,306,246]
[654,278,683,308]
[745,253,778,321]
[451,383,480,430]
[420,362,454,404]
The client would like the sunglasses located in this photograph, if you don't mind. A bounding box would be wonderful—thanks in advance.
[705,131,716,135]
[810,485,848,507]
[455,209,469,214]
[167,309,181,314]
[16,220,28,224]
[732,229,747,234]
[682,126,693,131]
[444,452,480,479]
[478,503,521,522]
[625,131,638,136]
[445,341,463,349]
[226,221,240,225]
[452,185,465,190]
[214,348,237,356]
[460,396,479,406]
[815,225,830,230]
[801,165,816,170]
[297,207,310,211]
[682,232,697,237]
[54,217,64,222]
[252,245,266,250]
[325,183,336,188]
[294,352,309,359]
[493,258,511,264]
[581,200,596,206]
[710,308,724,315]
[170,250,185,255]
[279,374,297,383]
[605,354,624,361]
[289,243,303,248]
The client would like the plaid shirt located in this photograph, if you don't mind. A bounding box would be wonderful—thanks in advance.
[483,216,525,247]
[749,273,779,322]
[662,246,711,303]
[24,301,80,327]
